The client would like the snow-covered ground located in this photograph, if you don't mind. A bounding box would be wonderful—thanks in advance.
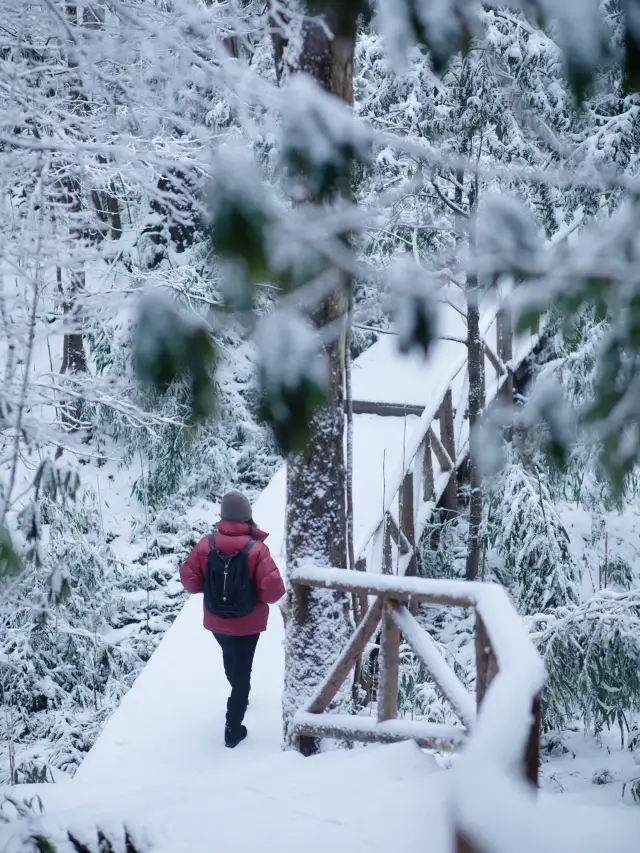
[0,741,449,853]
[2,282,639,847]
[0,586,638,853]
[541,725,640,805]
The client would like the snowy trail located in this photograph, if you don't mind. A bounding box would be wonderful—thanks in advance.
[54,294,551,852]
[72,334,440,787]
[75,595,286,785]
[75,471,287,786]
[2,741,451,853]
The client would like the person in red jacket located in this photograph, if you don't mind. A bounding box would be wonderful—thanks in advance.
[180,491,285,748]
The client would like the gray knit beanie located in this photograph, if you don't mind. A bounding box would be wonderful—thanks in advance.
[220,490,252,523]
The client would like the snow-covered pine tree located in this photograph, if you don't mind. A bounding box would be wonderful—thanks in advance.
[85,264,280,511]
[487,444,580,614]
[0,491,145,781]
[533,590,640,736]
[354,8,578,582]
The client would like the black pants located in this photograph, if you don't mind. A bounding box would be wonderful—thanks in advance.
[213,632,260,732]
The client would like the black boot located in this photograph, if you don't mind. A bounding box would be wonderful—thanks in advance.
[225,724,247,748]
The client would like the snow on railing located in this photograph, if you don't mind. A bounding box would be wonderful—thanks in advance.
[290,566,545,853]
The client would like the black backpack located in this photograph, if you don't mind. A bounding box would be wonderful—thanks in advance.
[203,530,256,619]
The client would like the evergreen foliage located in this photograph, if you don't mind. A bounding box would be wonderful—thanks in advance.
[533,591,640,735]
[397,633,472,726]
[486,446,580,614]
[86,277,280,511]
[418,516,469,581]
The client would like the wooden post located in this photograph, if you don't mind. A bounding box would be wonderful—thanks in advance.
[399,471,416,576]
[378,604,400,722]
[454,833,478,853]
[351,401,425,417]
[475,611,499,707]
[382,513,393,574]
[497,311,513,403]
[452,612,501,853]
[353,555,373,707]
[477,611,540,787]
[308,597,384,713]
[524,694,542,788]
[422,434,435,502]
[439,389,457,515]
[354,556,369,626]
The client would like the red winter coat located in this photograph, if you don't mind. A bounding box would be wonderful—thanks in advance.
[179,520,285,636]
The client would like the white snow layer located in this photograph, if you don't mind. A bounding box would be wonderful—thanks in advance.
[1,742,449,853]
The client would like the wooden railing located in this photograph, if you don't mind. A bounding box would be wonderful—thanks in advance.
[290,566,545,853]
[353,300,538,580]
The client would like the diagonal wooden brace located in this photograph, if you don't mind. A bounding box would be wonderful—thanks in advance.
[428,427,454,472]
[386,511,413,555]
[483,341,506,376]
[304,597,384,714]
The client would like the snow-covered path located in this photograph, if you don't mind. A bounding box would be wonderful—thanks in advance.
[4,459,452,852]
[75,472,288,786]
[2,740,450,853]
[74,595,286,785]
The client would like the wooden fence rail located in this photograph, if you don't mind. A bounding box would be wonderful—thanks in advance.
[290,566,545,853]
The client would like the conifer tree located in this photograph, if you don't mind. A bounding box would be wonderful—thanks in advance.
[488,446,580,614]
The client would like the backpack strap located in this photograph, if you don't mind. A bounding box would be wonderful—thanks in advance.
[208,532,255,563]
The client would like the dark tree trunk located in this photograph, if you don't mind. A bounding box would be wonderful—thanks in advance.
[57,7,90,440]
[57,260,88,441]
[85,7,122,243]
[284,290,352,754]
[272,0,359,753]
[57,174,89,386]
[106,183,123,240]
[439,388,458,516]
[63,328,89,376]
[465,286,483,581]
[270,1,356,103]
[497,311,513,403]
[455,152,483,582]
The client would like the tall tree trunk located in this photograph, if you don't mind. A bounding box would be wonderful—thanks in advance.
[284,293,352,754]
[85,7,122,242]
[463,152,483,581]
[56,5,91,440]
[465,283,483,581]
[272,0,359,754]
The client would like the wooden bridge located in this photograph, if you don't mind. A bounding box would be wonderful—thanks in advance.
[53,290,562,853]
